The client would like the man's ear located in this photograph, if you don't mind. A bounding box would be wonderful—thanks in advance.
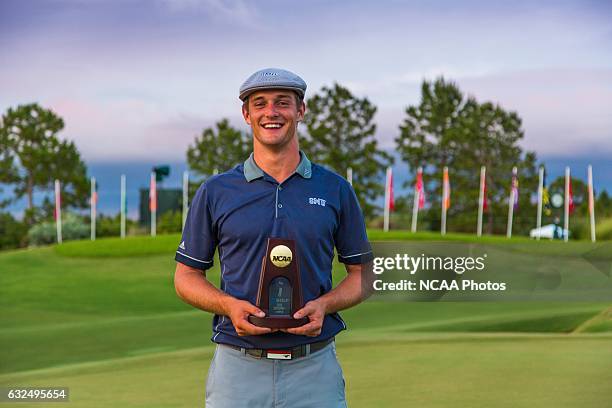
[242,104,251,125]
[297,101,306,122]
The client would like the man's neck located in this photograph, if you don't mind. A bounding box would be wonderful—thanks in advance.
[253,143,300,184]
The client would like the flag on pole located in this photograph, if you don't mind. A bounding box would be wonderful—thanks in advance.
[54,179,62,244]
[443,167,450,210]
[587,165,596,242]
[536,166,544,240]
[90,177,97,241]
[389,168,395,212]
[477,166,486,237]
[54,183,61,221]
[506,166,518,238]
[564,166,571,242]
[411,166,423,233]
[441,166,450,235]
[383,167,393,232]
[483,173,488,211]
[91,184,98,206]
[542,169,551,216]
[415,168,425,209]
[149,175,157,213]
[511,168,519,210]
[120,174,126,239]
[568,177,575,214]
[150,172,157,237]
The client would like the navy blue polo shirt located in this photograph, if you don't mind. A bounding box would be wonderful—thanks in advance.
[175,152,373,349]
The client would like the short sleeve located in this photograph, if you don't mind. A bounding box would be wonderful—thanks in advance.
[334,182,374,265]
[174,183,217,270]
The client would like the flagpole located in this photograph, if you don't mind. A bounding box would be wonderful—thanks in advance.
[563,166,570,242]
[441,166,448,235]
[536,166,544,241]
[477,166,486,237]
[54,179,62,244]
[588,165,596,242]
[90,176,96,241]
[506,166,517,238]
[182,170,189,231]
[150,172,157,237]
[347,167,353,186]
[411,166,421,233]
[383,167,391,232]
[120,174,126,239]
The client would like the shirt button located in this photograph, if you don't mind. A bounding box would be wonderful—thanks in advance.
[278,186,283,190]
[278,204,283,209]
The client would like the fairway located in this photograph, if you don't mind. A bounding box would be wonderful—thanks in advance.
[1,233,611,407]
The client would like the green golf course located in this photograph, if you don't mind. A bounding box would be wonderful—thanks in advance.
[1,232,611,407]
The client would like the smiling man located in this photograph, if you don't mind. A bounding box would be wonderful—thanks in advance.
[174,68,373,407]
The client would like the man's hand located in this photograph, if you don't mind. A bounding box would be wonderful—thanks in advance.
[284,299,326,337]
[223,298,276,336]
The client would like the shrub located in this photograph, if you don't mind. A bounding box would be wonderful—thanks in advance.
[158,210,183,234]
[28,212,89,246]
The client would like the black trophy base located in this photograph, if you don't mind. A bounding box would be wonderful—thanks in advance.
[248,315,309,329]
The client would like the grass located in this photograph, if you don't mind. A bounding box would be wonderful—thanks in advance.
[51,230,612,260]
[53,234,182,257]
[2,333,611,408]
[1,234,611,407]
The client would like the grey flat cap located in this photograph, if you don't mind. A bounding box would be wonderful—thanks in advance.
[239,68,307,101]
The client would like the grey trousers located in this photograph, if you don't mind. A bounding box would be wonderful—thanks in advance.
[205,342,347,408]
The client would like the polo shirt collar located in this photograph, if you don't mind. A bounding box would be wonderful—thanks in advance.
[243,151,312,182]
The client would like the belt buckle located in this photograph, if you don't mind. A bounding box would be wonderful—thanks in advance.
[266,349,292,360]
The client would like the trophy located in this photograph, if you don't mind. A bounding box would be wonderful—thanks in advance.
[248,238,309,328]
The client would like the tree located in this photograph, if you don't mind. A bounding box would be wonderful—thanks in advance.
[301,83,392,219]
[187,118,251,182]
[0,115,19,209]
[596,191,612,219]
[0,104,89,224]
[0,212,27,249]
[395,78,539,234]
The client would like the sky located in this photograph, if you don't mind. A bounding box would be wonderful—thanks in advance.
[1,0,611,164]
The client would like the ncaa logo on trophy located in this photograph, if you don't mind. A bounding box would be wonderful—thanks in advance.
[248,239,309,328]
[270,245,292,267]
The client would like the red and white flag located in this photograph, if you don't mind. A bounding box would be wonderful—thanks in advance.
[482,174,488,211]
[415,168,425,209]
[383,167,394,232]
[388,168,395,212]
[443,167,451,210]
[568,177,575,214]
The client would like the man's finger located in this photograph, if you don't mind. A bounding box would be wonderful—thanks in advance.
[239,301,265,318]
[285,321,320,335]
[248,307,265,318]
[293,304,315,319]
[238,319,273,335]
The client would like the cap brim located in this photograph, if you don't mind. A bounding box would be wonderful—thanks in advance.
[239,85,305,101]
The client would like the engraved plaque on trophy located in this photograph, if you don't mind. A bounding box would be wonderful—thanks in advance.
[248,238,309,329]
